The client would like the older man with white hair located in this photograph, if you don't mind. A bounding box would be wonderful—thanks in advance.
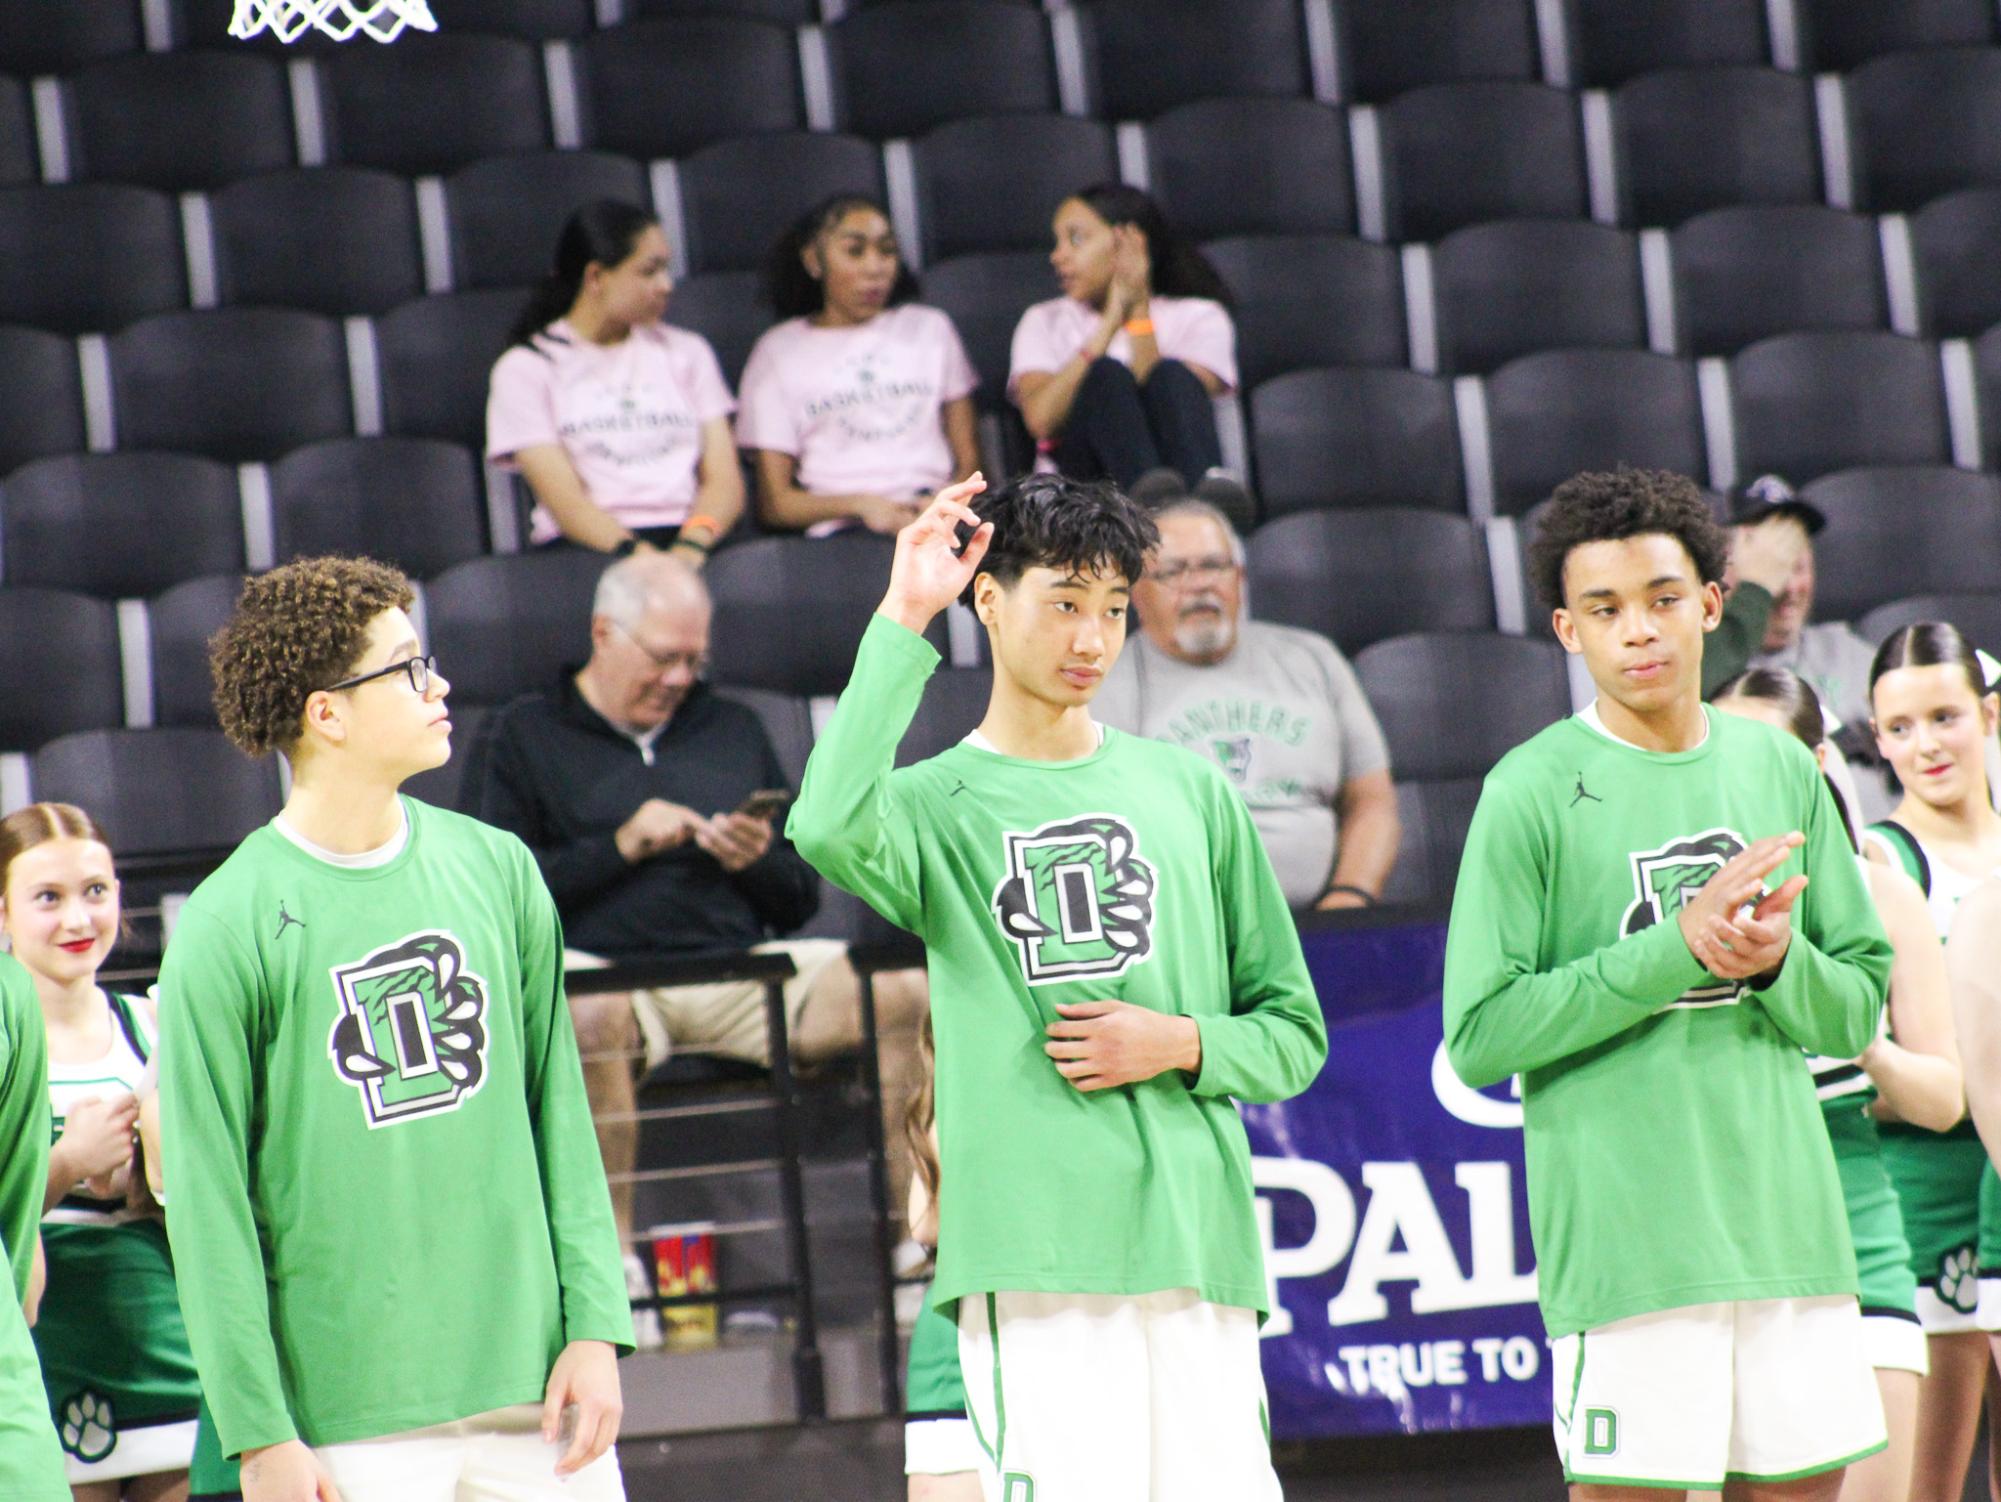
[462,552,927,1333]
[1092,498,1402,910]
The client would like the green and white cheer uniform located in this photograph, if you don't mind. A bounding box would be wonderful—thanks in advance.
[1446,704,1893,1489]
[1863,819,2001,1334]
[0,953,71,1500]
[905,1286,976,1477]
[36,991,203,1480]
[157,799,633,1466]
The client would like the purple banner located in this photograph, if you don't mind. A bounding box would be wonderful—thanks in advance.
[1249,919,1551,1439]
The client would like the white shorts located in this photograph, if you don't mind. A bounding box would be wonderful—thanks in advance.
[957,1289,1277,1502]
[1551,1296,1887,1490]
[906,1416,982,1477]
[1861,1310,1929,1375]
[316,1403,625,1502]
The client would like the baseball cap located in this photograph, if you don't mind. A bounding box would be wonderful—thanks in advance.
[1729,473,1825,534]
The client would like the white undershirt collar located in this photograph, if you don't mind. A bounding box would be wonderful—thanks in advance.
[963,723,1107,756]
[272,802,410,869]
[1577,698,1711,752]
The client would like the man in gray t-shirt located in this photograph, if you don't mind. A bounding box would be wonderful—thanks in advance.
[1093,500,1400,910]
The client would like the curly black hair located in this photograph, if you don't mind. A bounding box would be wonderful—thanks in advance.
[960,474,1159,606]
[209,556,415,758]
[1527,468,1729,613]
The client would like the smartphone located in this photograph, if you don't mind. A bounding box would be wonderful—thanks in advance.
[735,788,791,821]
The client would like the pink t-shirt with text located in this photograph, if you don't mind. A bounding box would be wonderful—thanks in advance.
[486,319,735,545]
[1006,294,1238,402]
[734,303,979,501]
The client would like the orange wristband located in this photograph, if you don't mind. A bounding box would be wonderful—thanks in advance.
[1122,317,1156,338]
[682,514,722,536]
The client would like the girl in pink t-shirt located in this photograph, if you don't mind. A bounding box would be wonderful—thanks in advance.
[487,200,744,560]
[736,195,979,537]
[1009,185,1247,520]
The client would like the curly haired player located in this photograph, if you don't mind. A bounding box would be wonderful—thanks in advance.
[156,556,632,1502]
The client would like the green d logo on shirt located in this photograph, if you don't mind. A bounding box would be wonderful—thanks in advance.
[992,815,1158,986]
[327,931,491,1128]
[1621,829,1752,1008]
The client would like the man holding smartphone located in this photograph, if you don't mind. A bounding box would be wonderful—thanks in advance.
[461,552,931,1328]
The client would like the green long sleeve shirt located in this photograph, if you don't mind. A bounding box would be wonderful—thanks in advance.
[1444,708,1891,1336]
[157,800,632,1458]
[790,617,1327,1315]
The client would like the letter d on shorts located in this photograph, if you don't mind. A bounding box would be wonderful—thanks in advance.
[1584,1407,1619,1457]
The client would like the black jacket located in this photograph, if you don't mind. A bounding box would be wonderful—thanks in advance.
[459,673,819,960]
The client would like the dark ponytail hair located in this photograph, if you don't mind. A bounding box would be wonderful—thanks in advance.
[509,199,660,348]
[1070,183,1233,309]
[1713,666,1855,850]
[761,194,919,322]
[1870,621,1993,704]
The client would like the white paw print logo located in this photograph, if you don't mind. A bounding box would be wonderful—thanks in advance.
[1940,1246,1980,1315]
[59,1390,115,1464]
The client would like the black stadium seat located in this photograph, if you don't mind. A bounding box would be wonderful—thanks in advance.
[1670,204,1889,357]
[1250,367,1464,518]
[827,2,1057,139]
[270,438,487,578]
[1355,631,1571,780]
[1082,0,1308,120]
[210,168,424,318]
[707,532,950,695]
[319,34,550,177]
[1485,348,1708,513]
[678,134,886,275]
[376,288,524,448]
[1911,187,2001,338]
[1567,0,1772,88]
[1796,0,1998,71]
[0,79,32,188]
[1979,326,2001,470]
[1859,593,2001,656]
[1378,777,1486,906]
[1612,66,1822,227]
[426,0,594,38]
[109,309,353,463]
[148,573,243,729]
[1202,234,1405,389]
[713,687,813,790]
[0,589,123,751]
[446,152,650,290]
[0,326,87,476]
[0,1,144,75]
[1245,508,1495,657]
[630,0,818,21]
[1847,49,2001,213]
[1431,219,1645,375]
[1730,332,1951,484]
[64,51,295,191]
[1338,0,1540,102]
[0,184,186,335]
[1379,82,1587,241]
[921,250,1057,406]
[1797,467,2001,622]
[32,728,283,855]
[664,271,767,391]
[423,550,608,706]
[1143,99,1353,244]
[1,452,244,598]
[579,18,803,159]
[914,114,1115,263]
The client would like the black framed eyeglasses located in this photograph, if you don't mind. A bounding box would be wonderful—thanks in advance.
[325,654,436,696]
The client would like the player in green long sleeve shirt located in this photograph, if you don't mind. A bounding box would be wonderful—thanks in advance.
[790,474,1326,1502]
[0,952,69,1499]
[1445,470,1893,1498]
[157,557,632,1502]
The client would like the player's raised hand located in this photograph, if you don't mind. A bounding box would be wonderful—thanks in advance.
[877,475,991,635]
[239,1439,343,1502]
[1045,1000,1202,1091]
[543,1338,622,1477]
[1678,833,1806,980]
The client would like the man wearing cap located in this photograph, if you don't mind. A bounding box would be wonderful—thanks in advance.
[1704,474,1877,738]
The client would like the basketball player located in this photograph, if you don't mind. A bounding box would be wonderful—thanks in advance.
[156,556,632,1502]
[1444,469,1894,1499]
[790,473,1327,1501]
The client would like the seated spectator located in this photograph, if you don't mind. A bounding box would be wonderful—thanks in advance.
[460,553,928,1317]
[1705,475,1875,732]
[1092,498,1400,909]
[736,195,979,537]
[487,199,744,561]
[1009,184,1250,522]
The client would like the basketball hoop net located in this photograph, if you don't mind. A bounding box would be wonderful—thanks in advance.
[230,0,437,43]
